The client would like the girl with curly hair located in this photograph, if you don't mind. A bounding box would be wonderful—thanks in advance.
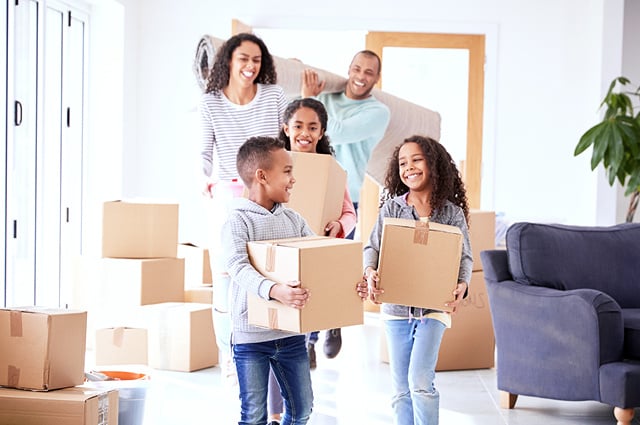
[198,33,287,391]
[362,135,473,425]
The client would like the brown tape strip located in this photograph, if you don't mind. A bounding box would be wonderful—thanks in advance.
[268,308,278,329]
[7,365,20,387]
[266,244,276,272]
[9,311,23,337]
[113,327,124,347]
[413,221,430,245]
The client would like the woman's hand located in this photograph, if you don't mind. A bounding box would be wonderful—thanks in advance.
[445,282,468,314]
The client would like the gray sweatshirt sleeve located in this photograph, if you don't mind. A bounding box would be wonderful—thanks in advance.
[449,208,473,285]
[363,201,389,273]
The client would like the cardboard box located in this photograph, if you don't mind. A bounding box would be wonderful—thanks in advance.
[380,271,495,371]
[358,173,382,242]
[95,327,148,366]
[247,236,363,333]
[185,286,213,304]
[376,218,462,312]
[468,210,496,271]
[286,152,347,236]
[436,271,495,370]
[0,386,119,425]
[0,307,87,391]
[178,243,213,286]
[142,302,217,372]
[102,200,178,258]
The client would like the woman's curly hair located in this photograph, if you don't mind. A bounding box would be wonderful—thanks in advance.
[383,135,469,223]
[279,98,335,156]
[205,33,277,94]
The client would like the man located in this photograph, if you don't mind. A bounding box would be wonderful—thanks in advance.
[301,50,391,361]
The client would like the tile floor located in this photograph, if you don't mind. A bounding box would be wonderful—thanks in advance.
[88,312,639,425]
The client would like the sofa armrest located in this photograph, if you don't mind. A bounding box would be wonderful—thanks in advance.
[486,277,624,401]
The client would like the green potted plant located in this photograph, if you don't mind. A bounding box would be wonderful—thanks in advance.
[574,76,640,223]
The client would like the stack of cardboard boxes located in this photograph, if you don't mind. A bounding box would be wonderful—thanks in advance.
[75,200,217,372]
[0,307,120,424]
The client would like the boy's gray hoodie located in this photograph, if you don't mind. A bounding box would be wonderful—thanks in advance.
[363,193,473,318]
[222,198,314,344]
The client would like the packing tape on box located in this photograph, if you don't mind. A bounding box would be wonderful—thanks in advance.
[7,365,20,387]
[9,310,22,337]
[413,221,430,245]
[268,308,278,329]
[266,244,276,273]
[112,327,125,347]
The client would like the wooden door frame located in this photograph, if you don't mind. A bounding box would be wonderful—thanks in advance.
[366,32,485,209]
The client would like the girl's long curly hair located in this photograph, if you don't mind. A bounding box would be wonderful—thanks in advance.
[205,33,277,94]
[279,98,335,156]
[383,135,469,223]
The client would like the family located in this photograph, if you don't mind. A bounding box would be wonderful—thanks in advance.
[199,32,473,425]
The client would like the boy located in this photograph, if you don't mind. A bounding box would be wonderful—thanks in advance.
[221,136,314,425]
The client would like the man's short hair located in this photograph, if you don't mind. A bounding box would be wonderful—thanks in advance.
[236,136,286,187]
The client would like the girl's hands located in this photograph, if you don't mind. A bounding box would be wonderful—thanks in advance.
[364,267,384,304]
[324,221,342,237]
[269,281,310,309]
[445,282,468,313]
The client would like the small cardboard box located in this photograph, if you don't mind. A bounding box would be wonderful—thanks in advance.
[468,210,496,271]
[436,271,495,370]
[102,200,179,258]
[0,307,87,391]
[358,173,383,243]
[178,243,213,286]
[247,236,363,333]
[185,286,213,304]
[142,302,217,372]
[95,327,148,366]
[376,218,462,312]
[286,152,347,236]
[0,386,119,425]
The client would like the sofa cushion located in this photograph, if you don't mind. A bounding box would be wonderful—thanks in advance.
[623,309,640,360]
[506,222,640,308]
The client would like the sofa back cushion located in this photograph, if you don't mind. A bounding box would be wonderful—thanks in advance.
[506,222,640,308]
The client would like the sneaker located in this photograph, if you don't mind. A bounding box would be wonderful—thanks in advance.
[307,342,317,370]
[323,328,342,359]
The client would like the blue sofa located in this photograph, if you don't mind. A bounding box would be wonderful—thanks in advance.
[481,222,640,424]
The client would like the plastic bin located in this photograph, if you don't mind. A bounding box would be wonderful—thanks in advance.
[93,370,149,425]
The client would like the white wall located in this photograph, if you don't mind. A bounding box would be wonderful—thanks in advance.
[104,0,634,243]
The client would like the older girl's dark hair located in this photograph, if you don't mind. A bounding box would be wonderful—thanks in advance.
[383,135,469,223]
[236,136,285,187]
[205,33,277,94]
[279,98,335,156]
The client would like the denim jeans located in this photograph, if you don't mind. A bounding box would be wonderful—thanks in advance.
[384,318,446,425]
[233,335,313,425]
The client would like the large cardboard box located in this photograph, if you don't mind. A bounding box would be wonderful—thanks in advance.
[0,386,119,425]
[178,243,213,286]
[376,218,462,312]
[468,210,496,271]
[286,152,347,236]
[247,236,363,333]
[436,271,495,370]
[95,327,148,366]
[142,302,217,372]
[380,271,495,371]
[358,173,382,243]
[102,200,179,258]
[0,307,87,391]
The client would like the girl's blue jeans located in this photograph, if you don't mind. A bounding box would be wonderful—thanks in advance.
[384,317,446,425]
[233,335,313,425]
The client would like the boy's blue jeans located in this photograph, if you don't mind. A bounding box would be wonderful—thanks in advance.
[384,317,446,425]
[233,335,313,425]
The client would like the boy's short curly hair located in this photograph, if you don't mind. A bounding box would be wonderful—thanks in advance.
[236,136,286,187]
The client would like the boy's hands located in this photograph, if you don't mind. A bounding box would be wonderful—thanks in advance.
[269,281,310,309]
